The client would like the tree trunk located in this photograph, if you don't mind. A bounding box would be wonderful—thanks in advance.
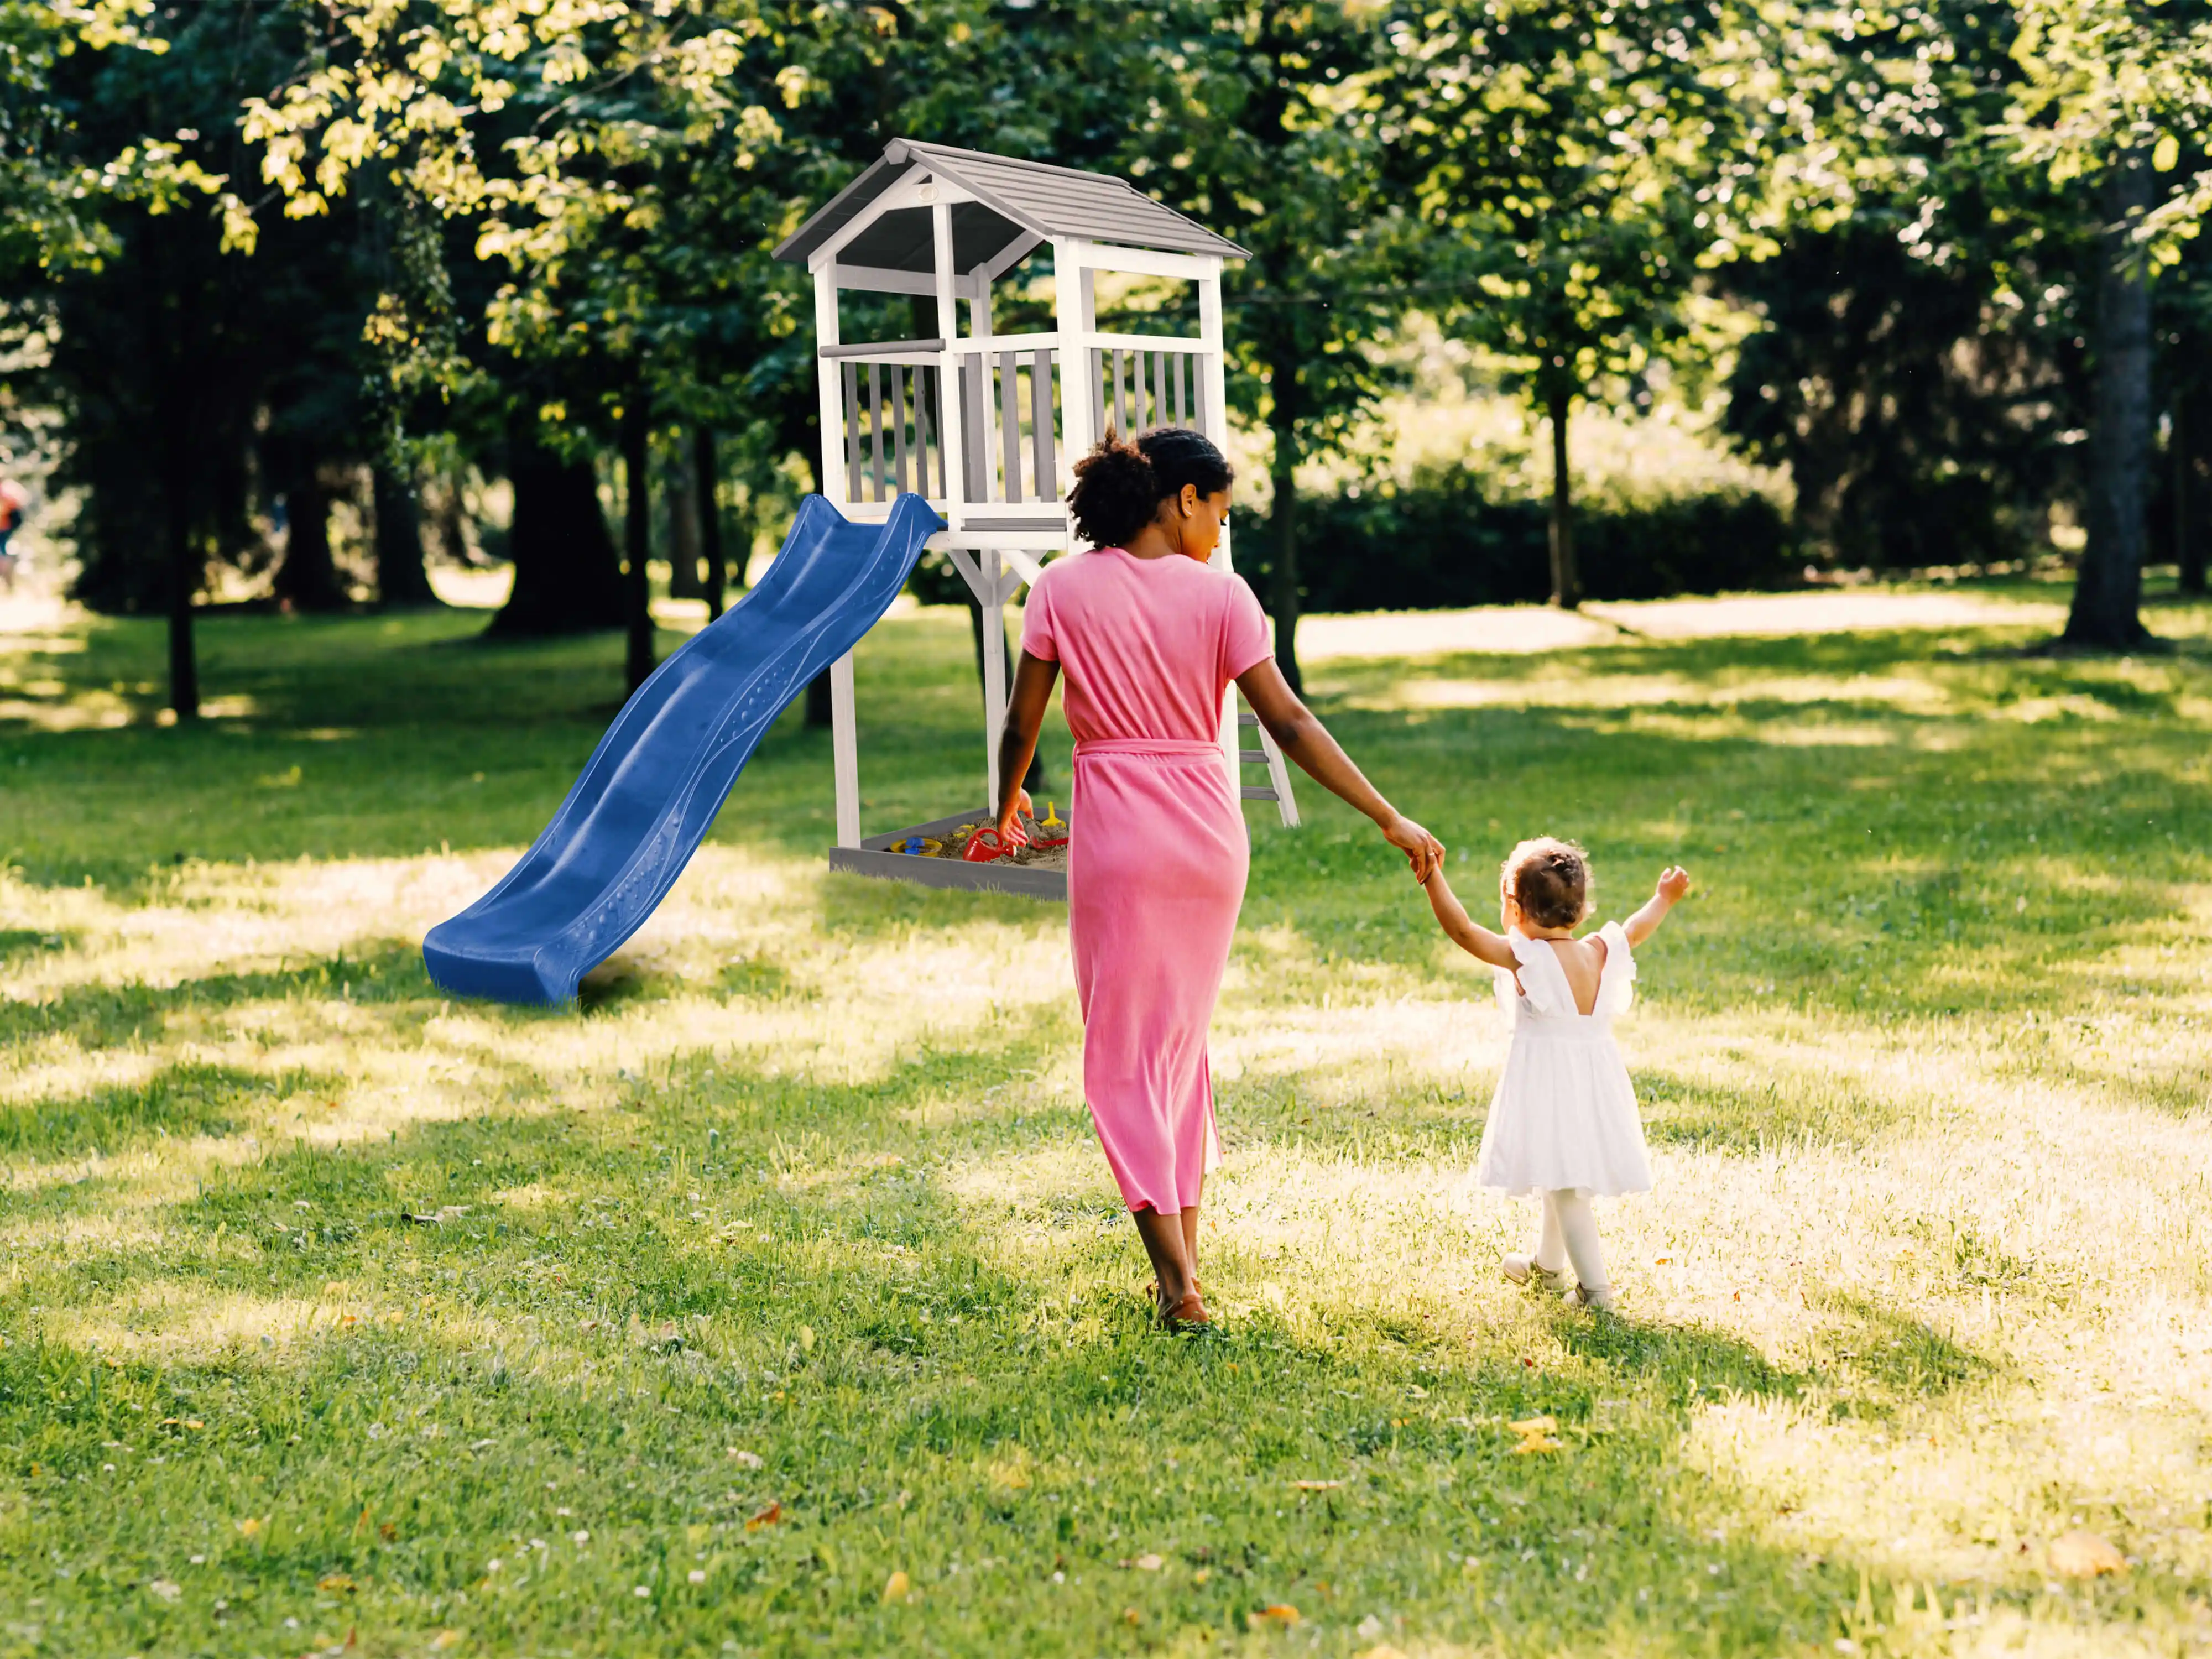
[623,391,656,694]
[2179,389,2208,596]
[667,432,705,600]
[273,469,346,611]
[373,465,440,607]
[1267,356,1303,695]
[1547,385,1580,609]
[696,425,726,621]
[164,441,199,721]
[2065,155,2156,649]
[489,418,624,636]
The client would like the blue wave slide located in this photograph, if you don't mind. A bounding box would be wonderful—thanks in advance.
[424,493,943,1005]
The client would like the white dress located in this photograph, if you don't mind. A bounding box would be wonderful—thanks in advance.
[1474,922,1653,1197]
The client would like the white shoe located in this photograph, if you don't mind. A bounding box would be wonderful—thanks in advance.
[1564,1281,1617,1312]
[1502,1253,1571,1291]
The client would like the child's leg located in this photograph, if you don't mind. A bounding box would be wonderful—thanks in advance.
[1548,1189,1610,1296]
[1532,1192,1568,1276]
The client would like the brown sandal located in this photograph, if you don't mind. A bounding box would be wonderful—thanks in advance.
[1160,1288,1212,1331]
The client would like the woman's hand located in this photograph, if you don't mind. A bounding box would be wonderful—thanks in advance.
[995,787,1034,847]
[1380,812,1444,881]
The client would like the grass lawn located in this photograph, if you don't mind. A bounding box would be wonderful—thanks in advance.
[2,579,2210,1658]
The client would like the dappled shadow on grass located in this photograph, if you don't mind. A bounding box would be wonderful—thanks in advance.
[1638,1067,1908,1156]
[0,1060,332,1161]
[0,938,431,1052]
[5,1025,2194,1657]
[1806,1294,2003,1417]
[3,1046,1874,1657]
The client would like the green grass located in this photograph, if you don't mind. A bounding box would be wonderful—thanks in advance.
[2,581,2211,1657]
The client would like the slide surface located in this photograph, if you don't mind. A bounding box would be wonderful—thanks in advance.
[424,492,942,1004]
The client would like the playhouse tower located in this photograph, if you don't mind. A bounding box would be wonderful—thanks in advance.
[773,139,1296,878]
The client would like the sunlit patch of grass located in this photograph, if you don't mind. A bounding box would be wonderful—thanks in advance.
[2,588,2211,1654]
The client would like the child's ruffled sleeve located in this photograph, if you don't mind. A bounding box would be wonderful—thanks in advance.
[1501,931,1579,1018]
[1596,921,1637,1015]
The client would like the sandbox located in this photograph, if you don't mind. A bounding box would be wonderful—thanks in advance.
[827,806,1070,900]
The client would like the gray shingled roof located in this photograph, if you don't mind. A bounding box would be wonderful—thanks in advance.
[773,139,1248,271]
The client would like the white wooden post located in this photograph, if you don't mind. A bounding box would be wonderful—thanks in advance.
[1052,239,1093,510]
[931,199,964,533]
[815,265,864,848]
[1196,261,1244,811]
[971,278,998,505]
[982,546,1006,809]
[831,653,860,848]
[813,267,846,505]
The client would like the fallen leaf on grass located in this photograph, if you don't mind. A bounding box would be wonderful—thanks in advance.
[1248,1604,1301,1628]
[746,1501,783,1530]
[2049,1531,2126,1578]
[1512,1436,1563,1454]
[236,1517,264,1539]
[1118,1553,1164,1571]
[430,1632,462,1651]
[726,1448,764,1469]
[318,1574,357,1593]
[882,1570,911,1604]
[148,1579,181,1601]
[1508,1416,1557,1436]
[1289,1480,1342,1491]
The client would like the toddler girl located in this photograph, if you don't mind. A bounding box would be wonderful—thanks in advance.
[1421,839,1691,1311]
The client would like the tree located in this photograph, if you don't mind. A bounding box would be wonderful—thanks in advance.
[1716,2,2096,572]
[1122,2,1408,690]
[1385,0,1751,609]
[2005,0,2212,645]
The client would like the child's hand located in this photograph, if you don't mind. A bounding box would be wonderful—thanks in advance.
[1655,865,1692,904]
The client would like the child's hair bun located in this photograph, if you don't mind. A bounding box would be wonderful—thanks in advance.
[1502,837,1592,930]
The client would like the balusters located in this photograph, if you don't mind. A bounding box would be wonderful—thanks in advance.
[842,362,862,504]
[999,351,1022,504]
[1031,349,1054,501]
[892,367,911,495]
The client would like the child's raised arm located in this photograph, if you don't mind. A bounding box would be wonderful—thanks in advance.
[1623,865,1692,947]
[1422,866,1519,969]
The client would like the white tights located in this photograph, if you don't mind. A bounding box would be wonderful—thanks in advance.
[1532,1189,1609,1295]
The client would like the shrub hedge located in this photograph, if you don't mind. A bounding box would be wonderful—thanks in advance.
[1243,466,1800,613]
[906,465,1800,613]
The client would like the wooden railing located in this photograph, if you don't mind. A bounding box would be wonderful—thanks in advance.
[1090,341,1204,442]
[826,339,946,505]
[954,344,1061,510]
[825,335,1213,517]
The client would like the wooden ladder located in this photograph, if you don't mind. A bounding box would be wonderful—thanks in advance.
[1237,705,1300,827]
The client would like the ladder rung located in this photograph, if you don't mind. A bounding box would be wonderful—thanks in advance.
[1237,713,1259,727]
[1239,748,1269,764]
[1240,785,1280,801]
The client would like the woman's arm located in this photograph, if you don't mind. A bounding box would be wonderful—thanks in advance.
[994,649,1061,838]
[1623,865,1693,947]
[1235,657,1443,880]
[1421,867,1519,968]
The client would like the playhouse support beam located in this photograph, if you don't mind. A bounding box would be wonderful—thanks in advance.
[831,652,860,849]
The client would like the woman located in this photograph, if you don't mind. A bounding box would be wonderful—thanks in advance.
[994,427,1444,1329]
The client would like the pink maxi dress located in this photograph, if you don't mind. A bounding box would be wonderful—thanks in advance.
[1019,547,1273,1214]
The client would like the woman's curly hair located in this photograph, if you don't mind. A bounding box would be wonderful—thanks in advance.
[1066,426,1234,549]
[1501,837,1593,931]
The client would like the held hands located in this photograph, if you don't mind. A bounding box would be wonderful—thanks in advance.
[1655,865,1692,904]
[1380,812,1445,883]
